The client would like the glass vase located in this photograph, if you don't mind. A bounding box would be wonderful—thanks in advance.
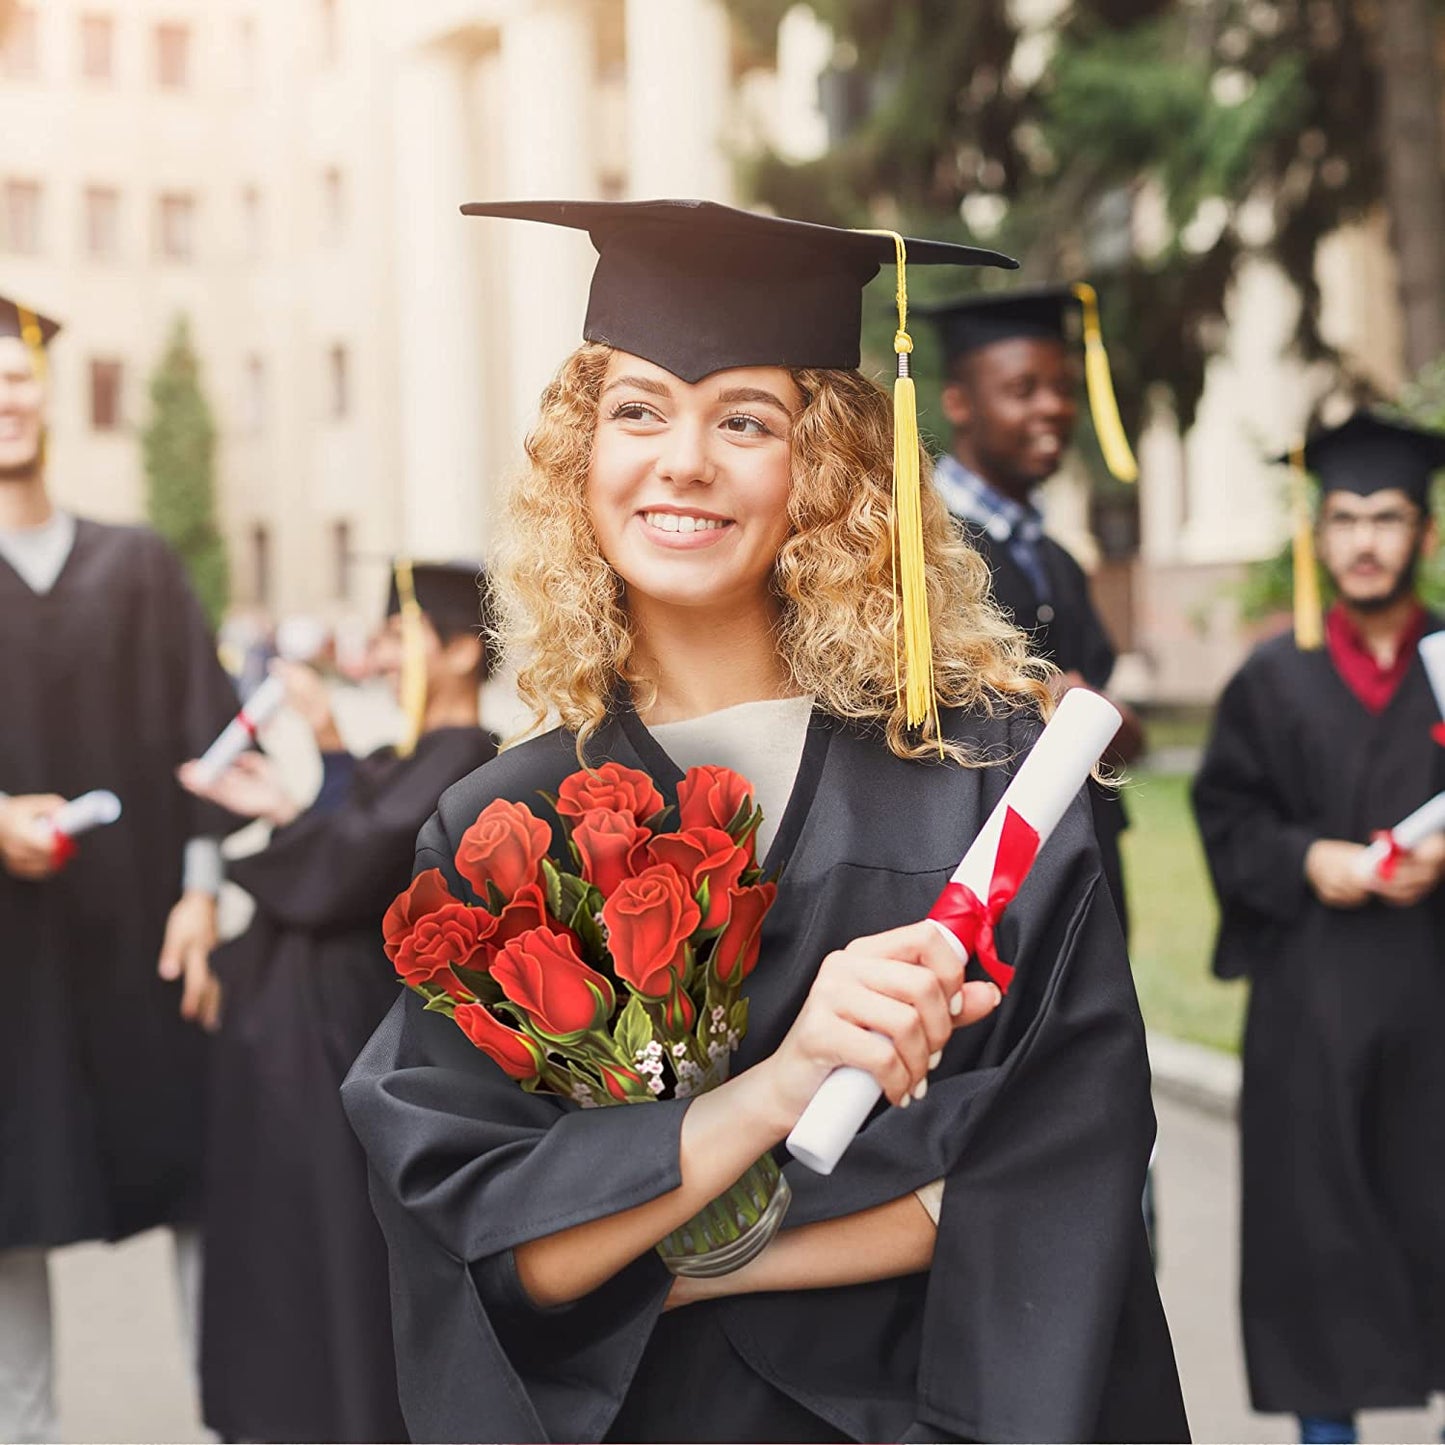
[655,1150,792,1278]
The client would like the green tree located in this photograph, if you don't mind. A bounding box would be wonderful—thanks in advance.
[142,316,229,625]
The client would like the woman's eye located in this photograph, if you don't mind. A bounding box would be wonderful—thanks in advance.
[721,413,771,437]
[608,401,660,423]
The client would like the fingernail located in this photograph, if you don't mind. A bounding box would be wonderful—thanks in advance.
[898,1092,911,1109]
[949,991,964,1016]
[912,1078,928,1101]
[928,1050,942,1069]
[989,983,1004,1006]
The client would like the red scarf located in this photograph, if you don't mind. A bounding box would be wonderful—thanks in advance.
[1324,602,1429,715]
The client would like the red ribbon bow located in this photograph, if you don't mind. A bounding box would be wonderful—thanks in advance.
[49,829,77,871]
[1431,722,1445,748]
[926,806,1041,995]
[1371,829,1406,881]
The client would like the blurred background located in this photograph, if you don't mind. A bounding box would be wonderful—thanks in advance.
[2,1,1443,1439]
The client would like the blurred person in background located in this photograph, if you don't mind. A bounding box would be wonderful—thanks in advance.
[919,287,1144,938]
[181,561,498,1443]
[0,294,239,1441]
[1192,412,1445,1445]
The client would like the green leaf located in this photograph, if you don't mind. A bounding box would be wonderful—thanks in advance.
[614,994,654,1061]
[728,998,749,1039]
[422,993,456,1016]
[541,857,565,920]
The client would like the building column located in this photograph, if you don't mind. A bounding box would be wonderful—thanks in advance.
[391,41,488,557]
[625,0,733,200]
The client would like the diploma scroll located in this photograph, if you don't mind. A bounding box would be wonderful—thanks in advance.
[786,687,1124,1176]
[191,674,286,787]
[31,789,123,868]
[1354,790,1445,882]
[1421,632,1445,745]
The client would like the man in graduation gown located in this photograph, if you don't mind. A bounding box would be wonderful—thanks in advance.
[182,563,499,1443]
[920,287,1143,933]
[1192,411,1445,1443]
[0,296,239,1439]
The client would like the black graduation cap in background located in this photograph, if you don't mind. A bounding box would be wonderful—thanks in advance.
[0,294,62,379]
[459,198,1016,383]
[915,283,1138,482]
[384,559,492,640]
[1277,409,1445,651]
[1286,410,1445,508]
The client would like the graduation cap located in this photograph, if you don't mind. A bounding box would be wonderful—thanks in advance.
[0,293,61,381]
[916,284,1138,483]
[462,197,1018,736]
[386,560,490,758]
[1276,411,1445,650]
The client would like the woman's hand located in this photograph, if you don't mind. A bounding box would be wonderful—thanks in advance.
[756,920,1004,1124]
[273,661,345,752]
[178,751,300,828]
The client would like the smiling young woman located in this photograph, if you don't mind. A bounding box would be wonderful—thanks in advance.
[343,200,1187,1445]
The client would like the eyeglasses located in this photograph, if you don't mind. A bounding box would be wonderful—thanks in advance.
[1319,509,1422,541]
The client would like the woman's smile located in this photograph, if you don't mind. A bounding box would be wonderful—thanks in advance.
[637,506,736,549]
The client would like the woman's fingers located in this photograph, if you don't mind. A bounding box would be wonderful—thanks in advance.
[843,919,967,1012]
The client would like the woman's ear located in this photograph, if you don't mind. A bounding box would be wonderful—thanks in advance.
[1420,512,1439,561]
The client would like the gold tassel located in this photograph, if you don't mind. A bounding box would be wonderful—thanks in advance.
[1072,283,1138,484]
[16,304,47,384]
[859,229,940,745]
[1288,443,1324,651]
[394,557,428,757]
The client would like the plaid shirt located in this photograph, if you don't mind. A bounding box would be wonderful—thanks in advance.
[932,453,1052,603]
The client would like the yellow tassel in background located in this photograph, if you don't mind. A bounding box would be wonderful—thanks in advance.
[394,557,428,757]
[862,229,940,744]
[1288,444,1324,651]
[1072,283,1138,484]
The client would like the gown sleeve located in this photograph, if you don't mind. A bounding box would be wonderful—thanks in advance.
[1191,657,1317,930]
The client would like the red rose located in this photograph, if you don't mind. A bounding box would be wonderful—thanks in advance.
[572,807,652,897]
[490,927,616,1039]
[677,765,756,851]
[597,1061,652,1102]
[649,827,750,931]
[490,883,551,951]
[601,864,701,999]
[454,1003,545,1082]
[383,869,494,997]
[711,882,776,985]
[456,798,552,903]
[555,762,664,827]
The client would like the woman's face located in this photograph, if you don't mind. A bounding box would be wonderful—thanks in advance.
[586,350,801,616]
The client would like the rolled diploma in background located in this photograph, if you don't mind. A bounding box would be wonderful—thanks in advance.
[1354,790,1445,881]
[1420,632,1445,721]
[49,789,122,838]
[786,687,1124,1176]
[191,673,287,787]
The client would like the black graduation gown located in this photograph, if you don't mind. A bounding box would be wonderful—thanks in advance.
[200,724,498,1444]
[0,519,238,1249]
[961,524,1131,933]
[343,703,1188,1444]
[1191,621,1445,1414]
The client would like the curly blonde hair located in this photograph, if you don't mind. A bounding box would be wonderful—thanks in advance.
[493,342,1053,762]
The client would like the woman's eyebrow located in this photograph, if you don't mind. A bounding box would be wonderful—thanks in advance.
[601,374,671,399]
[714,386,793,413]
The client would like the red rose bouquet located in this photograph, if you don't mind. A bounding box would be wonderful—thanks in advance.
[383,761,786,1273]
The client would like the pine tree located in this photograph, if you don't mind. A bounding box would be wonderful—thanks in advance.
[142,316,229,626]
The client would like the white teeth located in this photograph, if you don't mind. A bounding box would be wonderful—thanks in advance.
[643,512,725,533]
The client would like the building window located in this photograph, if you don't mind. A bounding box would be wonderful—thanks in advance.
[83,186,120,260]
[0,6,40,80]
[156,192,195,261]
[2,180,43,255]
[243,355,266,435]
[241,185,263,259]
[327,344,349,420]
[78,13,113,81]
[237,14,258,89]
[319,0,340,65]
[154,22,189,88]
[320,166,344,247]
[332,519,352,601]
[89,358,124,431]
[251,523,272,607]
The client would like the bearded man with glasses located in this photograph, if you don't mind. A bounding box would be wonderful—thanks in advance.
[1193,411,1445,1445]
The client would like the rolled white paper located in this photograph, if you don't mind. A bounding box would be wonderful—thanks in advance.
[1354,789,1445,881]
[50,790,122,838]
[191,673,286,787]
[786,687,1124,1176]
[1419,632,1445,722]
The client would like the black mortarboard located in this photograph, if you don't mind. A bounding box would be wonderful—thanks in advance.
[918,282,1138,482]
[459,198,1016,382]
[1287,410,1445,507]
[385,560,491,639]
[0,295,61,348]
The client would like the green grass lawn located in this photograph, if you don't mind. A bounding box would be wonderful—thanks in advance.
[1120,770,1249,1054]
